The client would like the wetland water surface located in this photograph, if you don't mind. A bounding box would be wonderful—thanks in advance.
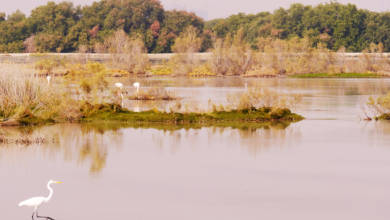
[2,78,390,220]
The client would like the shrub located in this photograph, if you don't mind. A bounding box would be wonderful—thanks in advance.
[35,58,65,75]
[128,87,177,101]
[227,87,302,110]
[170,26,202,75]
[367,92,390,117]
[0,74,80,123]
[102,30,150,74]
[209,29,253,75]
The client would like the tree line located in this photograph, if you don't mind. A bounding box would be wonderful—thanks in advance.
[0,0,389,53]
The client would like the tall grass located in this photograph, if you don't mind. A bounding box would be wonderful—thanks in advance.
[227,87,302,110]
[0,74,80,123]
[367,92,390,119]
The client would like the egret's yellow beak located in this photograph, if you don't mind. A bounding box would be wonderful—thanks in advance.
[55,181,63,184]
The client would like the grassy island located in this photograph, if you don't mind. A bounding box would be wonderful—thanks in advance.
[0,69,303,127]
[1,103,303,127]
[81,103,303,124]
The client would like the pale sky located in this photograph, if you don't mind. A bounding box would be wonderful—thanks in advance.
[2,0,389,20]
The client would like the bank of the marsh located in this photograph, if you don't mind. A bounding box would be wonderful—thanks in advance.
[290,73,383,78]
[0,103,303,127]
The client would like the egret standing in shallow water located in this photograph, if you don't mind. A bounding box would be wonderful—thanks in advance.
[46,75,51,85]
[115,82,124,107]
[18,180,62,220]
[133,82,140,96]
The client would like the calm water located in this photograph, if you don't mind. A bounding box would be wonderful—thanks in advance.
[2,78,390,220]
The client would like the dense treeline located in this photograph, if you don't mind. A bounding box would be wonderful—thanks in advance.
[206,3,390,52]
[0,0,209,53]
[0,1,389,53]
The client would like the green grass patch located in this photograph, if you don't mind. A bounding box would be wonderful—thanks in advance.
[2,103,304,128]
[80,104,304,125]
[290,73,382,78]
[375,113,390,121]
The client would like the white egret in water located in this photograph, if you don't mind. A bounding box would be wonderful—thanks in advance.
[115,82,124,107]
[133,82,140,95]
[46,75,51,84]
[115,82,123,89]
[18,180,62,220]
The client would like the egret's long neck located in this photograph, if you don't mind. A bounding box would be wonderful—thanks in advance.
[45,183,54,202]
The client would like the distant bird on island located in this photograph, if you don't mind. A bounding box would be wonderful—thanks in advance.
[115,82,123,89]
[115,82,124,107]
[18,180,62,220]
[133,82,140,95]
[46,75,51,84]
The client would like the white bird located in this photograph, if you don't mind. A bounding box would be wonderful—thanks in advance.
[115,82,124,107]
[46,75,51,84]
[18,180,62,220]
[115,82,123,89]
[133,82,140,94]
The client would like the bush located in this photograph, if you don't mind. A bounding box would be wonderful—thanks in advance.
[227,87,302,110]
[101,30,150,74]
[367,92,390,117]
[0,74,80,123]
[170,26,202,75]
[35,58,65,75]
[209,29,253,75]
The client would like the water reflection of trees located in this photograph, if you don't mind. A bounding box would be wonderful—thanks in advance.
[149,124,302,156]
[0,122,300,174]
[0,124,123,174]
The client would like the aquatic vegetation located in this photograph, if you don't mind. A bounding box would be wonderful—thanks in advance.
[227,87,302,110]
[128,87,177,101]
[0,74,82,125]
[81,103,303,124]
[188,65,217,77]
[367,92,390,120]
[149,65,173,76]
[0,74,303,126]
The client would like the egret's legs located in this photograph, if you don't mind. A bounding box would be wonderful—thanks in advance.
[36,212,55,220]
[32,212,35,220]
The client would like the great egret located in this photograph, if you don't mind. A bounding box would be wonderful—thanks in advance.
[46,75,51,85]
[18,180,62,220]
[115,82,123,89]
[115,82,124,107]
[133,82,140,94]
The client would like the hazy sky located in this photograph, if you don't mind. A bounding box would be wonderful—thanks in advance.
[3,0,389,20]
